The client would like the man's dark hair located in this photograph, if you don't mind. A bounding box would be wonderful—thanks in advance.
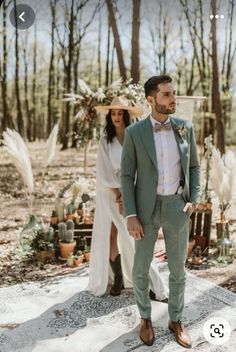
[144,75,172,98]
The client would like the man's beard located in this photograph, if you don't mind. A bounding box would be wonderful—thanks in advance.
[154,100,175,115]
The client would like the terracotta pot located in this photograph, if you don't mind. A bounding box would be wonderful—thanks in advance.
[193,256,202,265]
[84,217,92,225]
[74,256,84,267]
[84,252,91,261]
[59,241,76,258]
[197,203,205,211]
[206,202,212,210]
[75,215,81,225]
[66,214,74,221]
[50,217,58,225]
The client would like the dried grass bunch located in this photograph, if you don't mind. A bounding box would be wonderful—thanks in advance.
[2,129,34,211]
[210,147,236,218]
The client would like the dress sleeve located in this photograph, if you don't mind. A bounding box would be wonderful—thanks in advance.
[96,136,120,189]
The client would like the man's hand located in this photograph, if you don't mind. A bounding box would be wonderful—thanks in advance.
[127,216,144,240]
[183,202,196,216]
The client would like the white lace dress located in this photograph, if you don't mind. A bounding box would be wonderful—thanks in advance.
[88,135,169,299]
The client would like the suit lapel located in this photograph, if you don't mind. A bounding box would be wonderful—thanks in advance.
[170,117,188,177]
[138,117,158,171]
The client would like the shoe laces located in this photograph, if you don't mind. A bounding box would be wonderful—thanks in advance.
[176,320,184,332]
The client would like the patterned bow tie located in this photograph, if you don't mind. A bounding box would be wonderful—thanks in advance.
[154,122,172,132]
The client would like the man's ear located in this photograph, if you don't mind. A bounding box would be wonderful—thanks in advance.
[147,96,153,105]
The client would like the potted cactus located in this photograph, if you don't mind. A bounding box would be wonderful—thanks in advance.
[58,221,76,258]
[55,197,65,222]
[83,248,91,262]
[74,250,84,266]
[66,202,76,220]
[34,227,56,262]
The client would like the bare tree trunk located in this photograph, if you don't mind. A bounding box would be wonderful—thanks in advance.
[57,0,99,149]
[180,0,212,139]
[131,0,140,83]
[32,22,37,141]
[106,0,127,81]
[71,4,82,148]
[14,0,24,136]
[23,35,32,140]
[110,45,115,83]
[221,0,236,126]
[62,0,75,150]
[1,0,14,132]
[211,0,225,154]
[148,1,170,75]
[105,24,111,86]
[47,0,56,137]
[98,0,102,87]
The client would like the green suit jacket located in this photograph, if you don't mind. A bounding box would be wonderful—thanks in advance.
[120,115,201,225]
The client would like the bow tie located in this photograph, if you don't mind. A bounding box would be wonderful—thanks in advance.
[154,122,172,132]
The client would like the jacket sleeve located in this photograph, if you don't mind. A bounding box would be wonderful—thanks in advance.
[189,124,201,204]
[120,128,137,216]
[96,135,120,189]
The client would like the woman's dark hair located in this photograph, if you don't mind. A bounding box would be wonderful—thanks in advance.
[104,109,131,143]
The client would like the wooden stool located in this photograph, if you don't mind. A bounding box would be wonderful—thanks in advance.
[189,207,212,256]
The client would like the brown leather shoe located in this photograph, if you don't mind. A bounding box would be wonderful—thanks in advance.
[149,289,168,303]
[139,318,155,346]
[169,320,192,348]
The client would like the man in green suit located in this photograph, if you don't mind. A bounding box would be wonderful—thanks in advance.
[121,75,200,348]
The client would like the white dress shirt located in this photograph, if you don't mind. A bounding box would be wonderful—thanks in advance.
[150,115,182,195]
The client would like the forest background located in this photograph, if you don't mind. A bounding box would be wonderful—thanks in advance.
[0,0,236,154]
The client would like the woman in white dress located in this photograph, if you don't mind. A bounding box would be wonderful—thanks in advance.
[88,96,169,301]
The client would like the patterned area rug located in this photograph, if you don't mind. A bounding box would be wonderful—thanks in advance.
[0,262,236,352]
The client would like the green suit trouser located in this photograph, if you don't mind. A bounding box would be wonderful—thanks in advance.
[133,193,190,321]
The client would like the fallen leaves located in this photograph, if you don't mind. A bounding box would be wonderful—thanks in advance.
[0,323,20,330]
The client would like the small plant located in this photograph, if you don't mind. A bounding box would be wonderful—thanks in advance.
[58,222,67,241]
[32,226,55,252]
[58,221,75,243]
[58,222,76,258]
[55,197,65,221]
[76,250,83,257]
[66,202,76,215]
[74,250,84,266]
[77,236,86,251]
[83,247,91,262]
[66,219,74,231]
[65,229,74,243]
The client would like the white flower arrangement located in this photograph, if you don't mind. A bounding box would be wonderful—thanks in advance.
[71,177,90,203]
[202,134,213,202]
[62,78,148,151]
[62,78,147,124]
[210,147,236,220]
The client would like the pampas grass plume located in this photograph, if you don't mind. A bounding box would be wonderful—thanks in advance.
[2,128,34,194]
[44,124,59,168]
